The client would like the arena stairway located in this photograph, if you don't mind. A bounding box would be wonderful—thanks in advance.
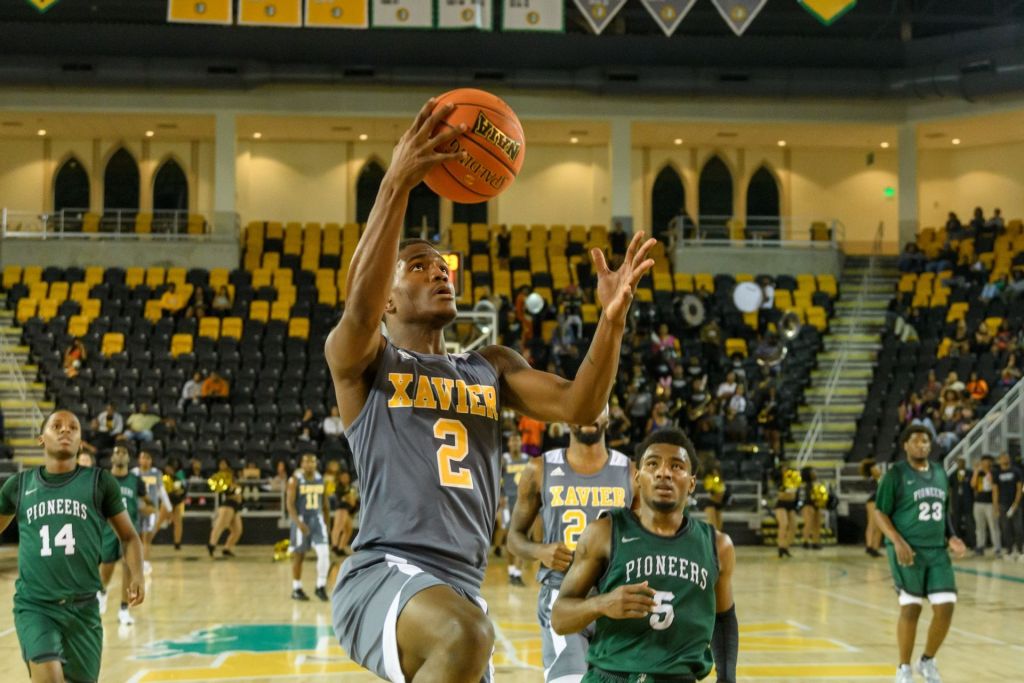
[788,255,900,475]
[0,295,51,465]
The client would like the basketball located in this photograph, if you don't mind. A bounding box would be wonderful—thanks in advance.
[424,88,525,204]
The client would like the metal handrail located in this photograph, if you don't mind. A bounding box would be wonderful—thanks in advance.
[943,376,1024,473]
[1,207,210,239]
[0,328,44,430]
[678,214,844,249]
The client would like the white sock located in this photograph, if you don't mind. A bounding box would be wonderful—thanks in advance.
[293,580,302,590]
[508,565,516,576]
[314,544,330,588]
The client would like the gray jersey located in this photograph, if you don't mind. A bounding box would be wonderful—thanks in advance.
[294,471,326,521]
[131,466,161,508]
[501,451,530,502]
[538,447,633,586]
[345,341,502,593]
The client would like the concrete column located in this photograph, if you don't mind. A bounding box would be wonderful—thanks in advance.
[734,148,747,229]
[139,139,153,213]
[213,112,238,237]
[686,147,699,226]
[609,118,632,233]
[781,147,792,240]
[898,123,918,250]
[41,138,52,212]
[90,139,102,213]
[189,141,200,215]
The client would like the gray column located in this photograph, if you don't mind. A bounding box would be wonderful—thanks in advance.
[213,112,238,237]
[609,118,632,234]
[898,124,918,250]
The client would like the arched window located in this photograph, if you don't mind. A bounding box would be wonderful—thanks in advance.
[103,148,140,211]
[355,160,386,224]
[651,165,686,242]
[153,158,189,212]
[405,183,441,240]
[453,200,488,225]
[53,156,89,213]
[698,155,733,238]
[746,166,781,239]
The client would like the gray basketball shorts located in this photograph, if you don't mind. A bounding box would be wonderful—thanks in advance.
[290,515,328,553]
[537,583,593,683]
[332,551,494,683]
[138,512,157,534]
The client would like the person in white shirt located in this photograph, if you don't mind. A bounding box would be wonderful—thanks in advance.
[322,406,345,438]
[180,372,203,408]
[717,371,739,400]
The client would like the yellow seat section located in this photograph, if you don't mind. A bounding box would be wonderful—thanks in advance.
[144,300,164,323]
[249,301,270,323]
[101,332,124,356]
[125,267,145,288]
[221,317,243,340]
[725,338,748,358]
[2,266,22,289]
[16,298,37,323]
[288,318,310,339]
[170,334,193,357]
[38,299,59,321]
[48,282,69,301]
[167,267,187,287]
[198,317,221,340]
[84,267,104,286]
[80,299,101,320]
[70,282,91,303]
[209,269,230,290]
[270,301,291,321]
[146,267,166,287]
[22,266,42,285]
[67,315,89,337]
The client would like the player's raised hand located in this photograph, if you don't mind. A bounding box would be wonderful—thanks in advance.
[894,538,915,566]
[387,99,467,192]
[948,536,967,559]
[600,581,657,620]
[127,574,145,607]
[538,542,574,572]
[592,231,657,326]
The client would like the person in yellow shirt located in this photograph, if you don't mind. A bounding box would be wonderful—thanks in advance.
[159,284,186,318]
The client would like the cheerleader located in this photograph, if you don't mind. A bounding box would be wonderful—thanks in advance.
[158,458,187,550]
[861,458,883,557]
[702,461,727,531]
[207,458,243,558]
[799,466,828,550]
[774,461,801,558]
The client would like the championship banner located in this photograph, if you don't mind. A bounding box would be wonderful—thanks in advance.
[305,0,369,27]
[238,0,303,26]
[501,0,563,32]
[167,0,233,24]
[438,0,492,30]
[572,0,628,35]
[640,0,696,37]
[25,0,60,11]
[371,0,433,28]
[798,0,856,26]
[710,0,767,36]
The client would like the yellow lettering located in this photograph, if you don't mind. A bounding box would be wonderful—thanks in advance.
[481,385,498,420]
[613,488,626,508]
[431,377,455,411]
[598,487,613,507]
[454,379,469,414]
[467,385,486,416]
[414,375,438,410]
[549,486,565,507]
[576,487,591,506]
[564,486,580,507]
[387,373,414,408]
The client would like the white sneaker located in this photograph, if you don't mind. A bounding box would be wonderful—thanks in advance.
[143,561,153,576]
[96,590,108,615]
[118,607,134,626]
[895,664,913,683]
[916,657,942,683]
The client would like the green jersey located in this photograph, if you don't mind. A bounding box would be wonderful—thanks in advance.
[114,472,146,529]
[0,466,124,602]
[588,508,719,678]
[875,460,950,549]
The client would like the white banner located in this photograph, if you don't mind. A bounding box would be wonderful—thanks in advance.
[371,0,433,28]
[710,0,767,36]
[572,0,627,35]
[640,0,695,37]
[438,0,492,30]
[502,0,563,32]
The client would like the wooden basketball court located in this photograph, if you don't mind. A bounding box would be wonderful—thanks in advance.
[0,545,1021,682]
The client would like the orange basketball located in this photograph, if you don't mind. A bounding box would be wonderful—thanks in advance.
[424,88,525,204]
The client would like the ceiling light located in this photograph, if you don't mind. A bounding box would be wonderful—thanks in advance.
[145,130,154,138]
[570,137,579,144]
[777,140,787,147]
[252,132,262,139]
[952,138,961,145]
[673,138,683,145]
[358,133,368,141]
[880,141,889,149]
[36,129,46,136]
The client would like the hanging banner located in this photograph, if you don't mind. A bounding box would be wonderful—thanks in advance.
[572,0,628,35]
[502,0,563,31]
[305,0,369,27]
[640,0,696,37]
[371,0,433,28]
[238,0,303,26]
[168,0,233,24]
[710,0,767,36]
[798,0,855,25]
[25,0,60,11]
[438,0,492,30]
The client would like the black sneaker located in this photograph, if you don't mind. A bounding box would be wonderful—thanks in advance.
[207,544,215,557]
[174,543,181,551]
[494,546,503,558]
[315,586,329,602]
[222,549,235,558]
[866,547,882,558]
[511,575,525,587]
[811,544,822,550]
[292,588,310,601]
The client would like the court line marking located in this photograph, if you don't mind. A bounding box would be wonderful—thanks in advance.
[0,627,15,638]
[784,619,860,653]
[491,617,540,670]
[954,566,1024,584]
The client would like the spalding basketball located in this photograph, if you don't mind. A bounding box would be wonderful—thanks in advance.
[425,88,525,204]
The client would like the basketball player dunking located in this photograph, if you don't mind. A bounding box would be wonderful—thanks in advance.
[509,407,634,683]
[328,97,656,683]
[552,428,738,683]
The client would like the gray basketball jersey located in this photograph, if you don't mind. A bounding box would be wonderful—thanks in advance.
[295,471,325,520]
[131,466,161,508]
[538,447,633,586]
[501,451,530,502]
[345,341,502,593]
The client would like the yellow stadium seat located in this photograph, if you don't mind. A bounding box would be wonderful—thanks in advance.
[81,299,101,320]
[775,290,794,309]
[317,288,338,306]
[540,320,560,341]
[28,282,47,301]
[985,317,1003,333]
[272,269,293,288]
[251,269,272,289]
[101,332,124,356]
[735,273,754,283]
[635,289,653,303]
[22,266,42,285]
[198,317,220,340]
[67,316,89,337]
[470,223,489,243]
[898,274,916,293]
[48,282,69,301]
[221,317,243,340]
[936,338,952,359]
[569,225,588,244]
[817,274,838,297]
[725,338,748,358]
[144,300,163,323]
[262,252,280,271]
[694,274,714,293]
[249,301,270,323]
[146,267,166,287]
[38,299,58,321]
[209,269,229,290]
[70,282,90,303]
[167,268,187,286]
[270,301,291,321]
[16,298,37,323]
[288,318,310,339]
[673,273,694,292]
[2,266,22,289]
[471,255,489,273]
[512,271,532,290]
[170,334,193,357]
[84,266,103,286]
[125,267,145,288]
[946,303,969,323]
[276,286,296,306]
[743,312,758,329]
[581,304,600,324]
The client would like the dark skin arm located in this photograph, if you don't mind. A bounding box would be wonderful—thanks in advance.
[551,516,656,635]
[110,511,145,606]
[507,458,573,571]
[714,530,735,612]
[286,476,309,535]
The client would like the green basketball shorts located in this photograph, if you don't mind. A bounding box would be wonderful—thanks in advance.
[13,593,102,683]
[886,544,957,603]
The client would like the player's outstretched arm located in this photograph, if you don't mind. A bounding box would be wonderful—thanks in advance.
[482,231,656,424]
[110,512,145,606]
[325,100,465,415]
[551,517,656,634]
[507,459,572,570]
[711,530,738,683]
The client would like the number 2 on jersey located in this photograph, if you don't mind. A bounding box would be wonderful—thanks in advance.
[39,523,76,557]
[562,510,586,550]
[918,501,943,521]
[434,418,474,489]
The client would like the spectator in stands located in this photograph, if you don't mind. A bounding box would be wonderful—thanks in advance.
[966,371,989,403]
[898,392,925,425]
[187,458,205,482]
[201,371,229,405]
[950,320,970,357]
[152,416,178,443]
[62,337,86,378]
[723,403,748,444]
[211,285,233,316]
[940,387,962,421]
[300,408,320,443]
[1001,268,1024,304]
[90,403,124,451]
[924,369,942,397]
[610,220,628,258]
[970,206,986,234]
[180,371,203,408]
[1001,353,1022,383]
[926,241,955,273]
[645,400,672,435]
[625,380,654,444]
[971,320,993,354]
[495,224,510,269]
[159,283,187,318]
[269,459,289,492]
[972,455,1002,556]
[980,276,1007,303]
[898,243,926,273]
[716,371,739,401]
[606,401,631,452]
[544,422,570,451]
[756,386,781,455]
[892,307,919,343]
[124,403,160,443]
[994,452,1024,560]
[987,207,1005,231]
[951,457,975,548]
[517,414,545,458]
[185,285,208,320]
[945,211,964,238]
[322,405,344,438]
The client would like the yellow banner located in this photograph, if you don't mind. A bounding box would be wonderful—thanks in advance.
[305,0,368,28]
[167,0,233,24]
[798,0,856,26]
[26,0,60,12]
[238,0,303,26]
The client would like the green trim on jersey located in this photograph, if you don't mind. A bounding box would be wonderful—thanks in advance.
[588,509,718,678]
[875,460,951,549]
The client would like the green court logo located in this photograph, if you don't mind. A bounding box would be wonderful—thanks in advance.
[137,624,335,659]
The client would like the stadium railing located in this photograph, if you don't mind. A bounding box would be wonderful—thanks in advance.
[1,208,212,239]
[942,376,1024,473]
[678,214,845,249]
